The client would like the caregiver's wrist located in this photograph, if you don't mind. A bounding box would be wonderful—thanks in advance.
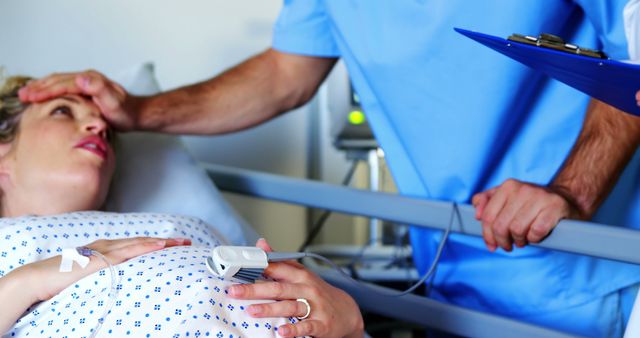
[546,183,590,220]
[123,94,147,131]
[131,94,166,132]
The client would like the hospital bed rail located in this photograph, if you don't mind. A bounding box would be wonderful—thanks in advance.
[203,163,640,338]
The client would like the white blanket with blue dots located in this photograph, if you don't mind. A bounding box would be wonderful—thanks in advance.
[1,212,299,338]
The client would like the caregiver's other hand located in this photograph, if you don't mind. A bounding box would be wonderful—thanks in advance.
[15,237,190,303]
[636,90,640,106]
[472,179,577,252]
[18,70,140,131]
[227,239,364,338]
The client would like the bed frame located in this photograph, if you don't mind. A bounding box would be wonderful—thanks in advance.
[204,163,640,338]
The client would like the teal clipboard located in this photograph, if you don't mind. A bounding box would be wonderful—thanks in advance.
[455,28,640,116]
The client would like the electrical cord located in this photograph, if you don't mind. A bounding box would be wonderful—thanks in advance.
[426,204,461,296]
[298,159,359,252]
[271,203,460,297]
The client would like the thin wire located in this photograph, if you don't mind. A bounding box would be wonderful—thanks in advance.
[87,250,120,338]
[300,203,458,297]
[426,203,462,296]
[298,160,359,252]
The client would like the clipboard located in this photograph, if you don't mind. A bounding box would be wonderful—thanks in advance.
[455,27,640,116]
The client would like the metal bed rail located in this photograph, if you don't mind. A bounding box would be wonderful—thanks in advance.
[203,163,640,337]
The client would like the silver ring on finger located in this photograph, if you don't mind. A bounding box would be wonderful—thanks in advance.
[295,298,311,320]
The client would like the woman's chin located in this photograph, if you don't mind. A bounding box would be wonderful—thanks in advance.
[54,170,109,212]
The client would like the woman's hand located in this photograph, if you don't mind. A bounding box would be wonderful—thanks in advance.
[19,237,190,302]
[227,239,364,338]
[0,236,190,334]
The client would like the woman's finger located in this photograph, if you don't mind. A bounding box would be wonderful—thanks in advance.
[245,299,309,318]
[255,239,304,269]
[104,237,190,250]
[228,281,310,300]
[278,320,327,338]
[262,261,313,283]
[255,238,272,252]
[86,237,155,251]
[109,240,168,262]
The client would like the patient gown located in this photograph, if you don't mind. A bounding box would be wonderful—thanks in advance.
[0,212,299,338]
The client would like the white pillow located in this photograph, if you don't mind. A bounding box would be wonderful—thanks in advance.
[103,63,257,245]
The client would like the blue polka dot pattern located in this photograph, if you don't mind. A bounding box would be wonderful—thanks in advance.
[1,212,301,337]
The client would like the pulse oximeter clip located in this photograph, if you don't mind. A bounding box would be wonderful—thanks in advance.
[205,246,306,284]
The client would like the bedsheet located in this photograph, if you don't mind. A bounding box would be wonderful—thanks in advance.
[0,212,298,338]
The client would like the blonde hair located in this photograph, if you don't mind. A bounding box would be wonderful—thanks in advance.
[0,75,32,143]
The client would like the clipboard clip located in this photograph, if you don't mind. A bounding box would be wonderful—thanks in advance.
[507,33,608,59]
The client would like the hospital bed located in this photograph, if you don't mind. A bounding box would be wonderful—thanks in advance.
[203,163,640,338]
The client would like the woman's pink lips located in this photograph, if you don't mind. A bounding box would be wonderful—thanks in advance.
[75,135,108,160]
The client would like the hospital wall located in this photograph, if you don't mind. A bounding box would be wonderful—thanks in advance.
[0,0,368,251]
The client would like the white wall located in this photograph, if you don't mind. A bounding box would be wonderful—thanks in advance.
[0,0,311,251]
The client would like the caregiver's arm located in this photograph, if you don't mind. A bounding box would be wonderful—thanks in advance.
[473,99,640,251]
[19,49,338,134]
[0,237,188,334]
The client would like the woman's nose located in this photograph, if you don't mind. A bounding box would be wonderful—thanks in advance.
[84,114,109,139]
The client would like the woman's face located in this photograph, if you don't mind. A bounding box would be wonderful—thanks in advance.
[0,95,115,216]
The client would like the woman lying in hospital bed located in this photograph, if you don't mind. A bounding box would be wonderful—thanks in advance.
[0,76,364,338]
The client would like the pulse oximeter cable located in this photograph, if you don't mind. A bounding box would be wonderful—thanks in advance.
[207,204,459,297]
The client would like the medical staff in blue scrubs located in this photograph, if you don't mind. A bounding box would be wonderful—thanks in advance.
[271,1,640,336]
[20,1,640,337]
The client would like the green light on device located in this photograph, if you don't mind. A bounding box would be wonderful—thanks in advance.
[348,110,365,125]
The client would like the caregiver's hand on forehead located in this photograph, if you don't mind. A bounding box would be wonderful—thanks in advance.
[18,71,138,131]
[472,179,579,252]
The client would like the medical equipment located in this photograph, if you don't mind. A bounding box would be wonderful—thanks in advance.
[59,246,119,338]
[206,202,453,297]
[205,246,269,283]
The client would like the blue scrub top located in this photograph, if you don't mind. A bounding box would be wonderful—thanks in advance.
[273,0,640,335]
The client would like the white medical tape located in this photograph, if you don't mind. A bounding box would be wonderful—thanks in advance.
[59,248,91,272]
